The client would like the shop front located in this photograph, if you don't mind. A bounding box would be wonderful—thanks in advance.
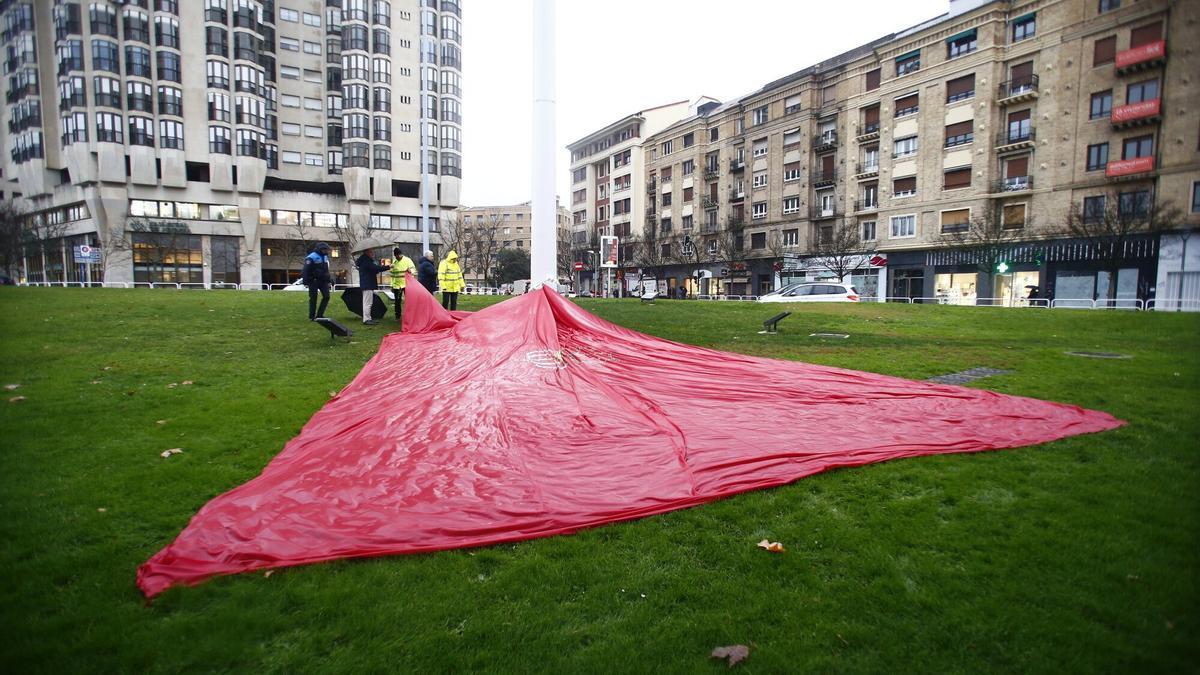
[779,253,888,301]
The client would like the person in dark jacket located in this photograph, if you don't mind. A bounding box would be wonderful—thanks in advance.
[417,250,438,294]
[355,248,390,325]
[301,242,332,320]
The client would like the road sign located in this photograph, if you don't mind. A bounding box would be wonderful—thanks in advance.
[73,245,102,264]
[573,262,584,271]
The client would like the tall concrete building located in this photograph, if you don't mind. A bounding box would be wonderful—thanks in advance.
[2,0,462,287]
[565,98,702,292]
[633,0,1198,304]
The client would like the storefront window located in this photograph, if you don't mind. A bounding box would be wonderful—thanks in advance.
[995,270,1040,306]
[934,272,977,305]
[132,233,203,284]
[210,235,241,286]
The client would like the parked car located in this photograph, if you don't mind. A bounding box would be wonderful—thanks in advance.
[758,282,860,303]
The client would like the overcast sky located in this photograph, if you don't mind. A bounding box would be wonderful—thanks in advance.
[459,0,949,207]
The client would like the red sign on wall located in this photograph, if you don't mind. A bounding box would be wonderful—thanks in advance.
[1115,40,1165,70]
[1105,156,1155,178]
[1111,98,1160,123]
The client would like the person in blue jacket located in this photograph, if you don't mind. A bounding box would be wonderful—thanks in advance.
[355,248,391,325]
[417,250,438,294]
[301,242,332,321]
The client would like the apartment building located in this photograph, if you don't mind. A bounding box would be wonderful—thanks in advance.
[454,200,571,285]
[2,0,462,287]
[636,0,1199,303]
[565,98,700,292]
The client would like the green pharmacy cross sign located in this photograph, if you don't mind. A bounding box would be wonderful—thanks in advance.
[995,261,1010,274]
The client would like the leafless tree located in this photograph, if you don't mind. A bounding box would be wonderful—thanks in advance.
[628,224,682,292]
[455,211,502,285]
[0,199,26,278]
[810,218,875,282]
[106,217,199,282]
[1063,191,1181,302]
[556,220,574,286]
[704,217,748,296]
[935,208,1026,302]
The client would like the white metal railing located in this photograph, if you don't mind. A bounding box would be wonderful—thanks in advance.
[695,294,759,301]
[1147,298,1200,311]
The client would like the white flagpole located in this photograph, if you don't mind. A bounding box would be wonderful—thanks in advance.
[530,0,557,288]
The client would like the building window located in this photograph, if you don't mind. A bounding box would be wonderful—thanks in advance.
[1093,36,1116,66]
[207,91,230,121]
[894,93,919,117]
[893,176,917,198]
[947,30,977,58]
[943,167,971,190]
[303,12,322,27]
[279,37,299,52]
[709,127,719,142]
[1118,190,1150,218]
[783,197,800,214]
[209,126,231,154]
[940,208,970,233]
[1122,135,1153,159]
[90,5,117,36]
[92,40,120,73]
[96,112,123,143]
[752,202,767,219]
[279,7,299,22]
[890,214,916,238]
[1098,0,1120,13]
[783,162,801,182]
[896,51,920,76]
[128,116,154,146]
[752,105,769,126]
[1086,143,1109,171]
[157,51,181,83]
[946,74,975,103]
[752,139,768,157]
[1002,203,1027,229]
[752,173,767,189]
[893,135,918,158]
[207,60,229,89]
[126,81,153,112]
[1013,14,1035,42]
[682,159,695,176]
[1083,195,1106,223]
[944,121,974,147]
[861,220,876,241]
[125,46,151,78]
[159,119,184,149]
[1126,79,1159,104]
[155,17,179,49]
[683,132,695,148]
[1090,91,1112,119]
[865,68,881,91]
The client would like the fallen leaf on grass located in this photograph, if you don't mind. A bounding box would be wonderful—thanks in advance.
[181,380,194,386]
[166,383,178,389]
[9,396,26,403]
[4,383,18,390]
[97,508,107,513]
[266,392,277,400]
[156,420,168,425]
[160,448,184,458]
[102,366,112,371]
[91,380,101,385]
[328,391,337,398]
[264,570,274,578]
[757,539,784,553]
[710,645,749,667]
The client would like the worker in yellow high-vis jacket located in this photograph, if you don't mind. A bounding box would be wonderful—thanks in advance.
[388,247,417,323]
[438,250,465,310]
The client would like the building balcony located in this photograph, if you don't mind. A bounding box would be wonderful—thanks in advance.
[853,199,879,213]
[729,158,745,172]
[702,196,719,209]
[995,128,1035,153]
[812,131,838,151]
[1106,156,1155,178]
[729,189,745,202]
[992,176,1033,193]
[645,205,656,216]
[812,169,837,188]
[810,205,841,220]
[854,122,880,142]
[1116,40,1166,73]
[728,216,746,229]
[997,75,1039,105]
[1110,98,1161,128]
[646,177,657,191]
[855,162,879,179]
[703,167,720,180]
[646,213,657,224]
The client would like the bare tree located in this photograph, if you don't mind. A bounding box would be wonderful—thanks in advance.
[556,219,574,287]
[1063,191,1182,303]
[704,217,748,296]
[0,199,26,278]
[107,217,198,283]
[456,211,502,286]
[934,208,1026,302]
[810,219,875,282]
[628,223,681,292]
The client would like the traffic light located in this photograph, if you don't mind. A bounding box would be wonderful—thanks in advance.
[995,261,1010,274]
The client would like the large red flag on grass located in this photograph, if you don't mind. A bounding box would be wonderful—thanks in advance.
[137,282,1123,598]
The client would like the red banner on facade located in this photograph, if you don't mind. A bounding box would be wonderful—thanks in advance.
[1111,98,1160,123]
[1115,40,1165,69]
[1105,156,1155,178]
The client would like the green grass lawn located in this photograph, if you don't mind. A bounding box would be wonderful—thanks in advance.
[1,287,1197,673]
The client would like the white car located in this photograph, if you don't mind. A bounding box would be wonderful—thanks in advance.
[758,282,860,303]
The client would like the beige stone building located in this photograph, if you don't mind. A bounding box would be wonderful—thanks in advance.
[629,0,1198,304]
[3,0,462,288]
[453,201,570,285]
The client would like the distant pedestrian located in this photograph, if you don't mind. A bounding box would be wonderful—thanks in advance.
[301,242,332,321]
[438,250,465,310]
[355,248,390,325]
[418,250,438,294]
[388,247,417,323]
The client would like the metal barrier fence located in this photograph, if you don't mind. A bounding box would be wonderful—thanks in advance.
[13,282,1199,312]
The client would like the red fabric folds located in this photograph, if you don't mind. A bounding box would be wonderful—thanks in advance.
[137,285,1123,597]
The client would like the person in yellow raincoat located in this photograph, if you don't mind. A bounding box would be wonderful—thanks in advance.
[388,246,417,323]
[438,250,465,310]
